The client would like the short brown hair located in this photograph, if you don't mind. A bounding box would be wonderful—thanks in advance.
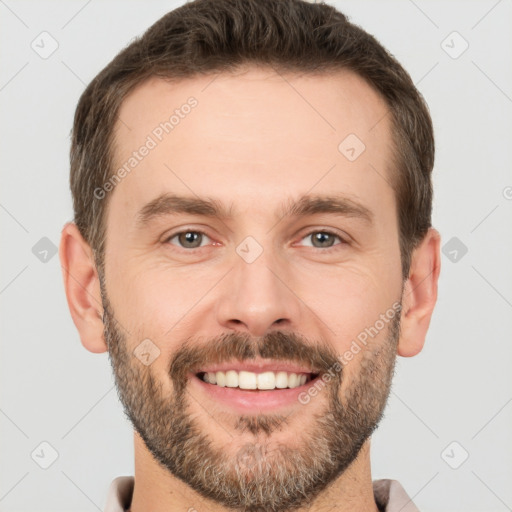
[70,0,434,279]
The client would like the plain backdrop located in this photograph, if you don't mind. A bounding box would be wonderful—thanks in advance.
[1,1,511,511]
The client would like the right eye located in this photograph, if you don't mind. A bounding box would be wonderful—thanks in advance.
[165,230,213,250]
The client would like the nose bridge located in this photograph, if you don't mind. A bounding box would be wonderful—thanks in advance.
[215,239,300,337]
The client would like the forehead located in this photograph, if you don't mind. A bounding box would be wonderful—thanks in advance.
[108,67,393,229]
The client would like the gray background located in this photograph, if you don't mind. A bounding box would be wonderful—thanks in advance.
[1,1,511,511]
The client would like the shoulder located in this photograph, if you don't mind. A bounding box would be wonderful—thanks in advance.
[104,476,134,512]
[373,479,420,512]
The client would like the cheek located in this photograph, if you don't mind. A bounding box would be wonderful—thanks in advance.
[293,257,399,329]
[110,265,218,357]
[291,263,401,386]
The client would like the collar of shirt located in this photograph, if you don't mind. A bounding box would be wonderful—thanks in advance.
[104,476,420,512]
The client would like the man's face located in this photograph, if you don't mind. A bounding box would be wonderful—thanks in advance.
[100,67,404,510]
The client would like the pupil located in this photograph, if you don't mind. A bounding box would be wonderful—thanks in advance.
[181,232,200,247]
[314,232,333,247]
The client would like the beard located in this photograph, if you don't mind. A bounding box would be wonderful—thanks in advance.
[99,275,400,512]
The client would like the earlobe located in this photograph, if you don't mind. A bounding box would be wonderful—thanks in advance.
[59,222,108,354]
[398,228,441,357]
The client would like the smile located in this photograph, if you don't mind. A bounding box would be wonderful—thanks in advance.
[197,370,318,390]
[189,360,323,411]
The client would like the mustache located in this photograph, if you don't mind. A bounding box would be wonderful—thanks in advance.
[169,330,341,390]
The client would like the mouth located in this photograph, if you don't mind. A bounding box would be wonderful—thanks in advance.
[189,361,323,412]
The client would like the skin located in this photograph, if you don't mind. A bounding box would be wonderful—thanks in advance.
[59,66,441,511]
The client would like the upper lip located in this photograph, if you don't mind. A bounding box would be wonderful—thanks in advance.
[194,359,319,375]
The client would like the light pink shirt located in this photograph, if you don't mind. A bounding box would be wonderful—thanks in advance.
[104,476,420,512]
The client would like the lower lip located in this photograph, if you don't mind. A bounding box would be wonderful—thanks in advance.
[190,373,320,413]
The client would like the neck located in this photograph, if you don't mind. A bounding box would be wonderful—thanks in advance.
[129,432,380,512]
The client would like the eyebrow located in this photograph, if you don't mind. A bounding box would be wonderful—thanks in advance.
[135,192,374,229]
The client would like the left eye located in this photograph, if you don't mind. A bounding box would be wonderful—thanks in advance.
[299,231,344,249]
[166,231,211,249]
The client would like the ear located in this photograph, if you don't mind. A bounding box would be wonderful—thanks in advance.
[59,222,107,353]
[398,228,441,357]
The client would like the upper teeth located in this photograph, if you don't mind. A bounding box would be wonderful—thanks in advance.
[202,370,308,390]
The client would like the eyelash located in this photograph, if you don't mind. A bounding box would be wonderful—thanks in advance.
[164,229,348,253]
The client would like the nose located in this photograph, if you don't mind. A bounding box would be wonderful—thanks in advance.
[215,248,301,338]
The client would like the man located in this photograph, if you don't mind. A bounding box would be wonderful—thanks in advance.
[59,0,441,510]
